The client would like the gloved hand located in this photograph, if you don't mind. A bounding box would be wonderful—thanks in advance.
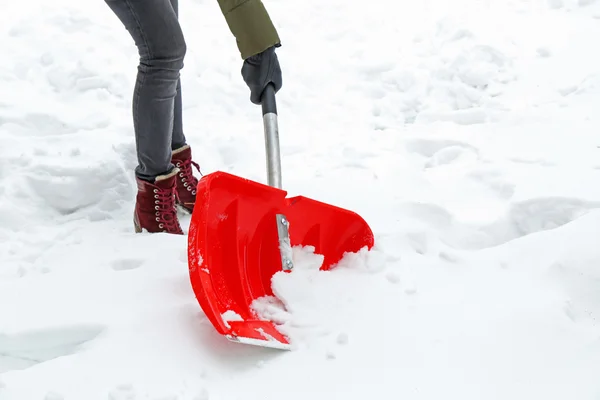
[241,45,282,105]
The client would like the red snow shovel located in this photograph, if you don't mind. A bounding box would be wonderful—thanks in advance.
[187,84,374,350]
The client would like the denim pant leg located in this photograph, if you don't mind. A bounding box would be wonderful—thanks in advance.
[105,0,187,181]
[169,0,187,151]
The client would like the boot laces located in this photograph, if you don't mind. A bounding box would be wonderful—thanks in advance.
[153,186,182,233]
[175,158,201,195]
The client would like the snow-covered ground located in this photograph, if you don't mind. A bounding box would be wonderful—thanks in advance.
[1,0,600,398]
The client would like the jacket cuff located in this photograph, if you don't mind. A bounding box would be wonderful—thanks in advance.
[222,0,281,59]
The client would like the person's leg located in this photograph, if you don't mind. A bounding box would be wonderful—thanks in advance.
[161,0,201,214]
[168,0,188,150]
[105,0,186,181]
[105,0,186,234]
[172,79,187,150]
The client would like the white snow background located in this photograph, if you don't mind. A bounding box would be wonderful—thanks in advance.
[1,0,600,398]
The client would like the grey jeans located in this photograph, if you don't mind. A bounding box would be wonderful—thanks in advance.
[105,0,188,181]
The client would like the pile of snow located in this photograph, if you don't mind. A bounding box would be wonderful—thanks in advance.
[1,0,600,399]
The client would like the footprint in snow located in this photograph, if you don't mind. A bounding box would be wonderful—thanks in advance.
[423,145,479,168]
[1,113,76,136]
[107,383,136,400]
[461,197,600,248]
[467,167,516,200]
[25,160,131,216]
[44,392,64,400]
[0,324,105,373]
[405,138,479,159]
[336,332,349,345]
[386,272,401,284]
[398,197,600,250]
[507,196,600,238]
[111,258,144,271]
[407,138,517,202]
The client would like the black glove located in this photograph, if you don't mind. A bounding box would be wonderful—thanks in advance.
[241,45,282,105]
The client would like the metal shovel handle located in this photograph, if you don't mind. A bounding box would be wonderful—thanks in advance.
[261,83,294,271]
[261,83,282,189]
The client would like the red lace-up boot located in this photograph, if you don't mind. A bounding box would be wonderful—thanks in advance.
[133,169,184,234]
[171,145,201,213]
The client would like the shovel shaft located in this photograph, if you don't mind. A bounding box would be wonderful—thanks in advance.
[261,84,282,189]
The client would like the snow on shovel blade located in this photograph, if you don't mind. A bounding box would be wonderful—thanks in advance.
[187,171,375,349]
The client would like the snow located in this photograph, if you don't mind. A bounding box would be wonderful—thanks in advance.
[221,311,243,329]
[1,0,600,398]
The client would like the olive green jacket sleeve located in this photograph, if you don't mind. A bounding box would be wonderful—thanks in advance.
[217,0,281,60]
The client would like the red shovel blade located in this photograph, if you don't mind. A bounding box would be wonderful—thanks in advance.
[187,171,374,349]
